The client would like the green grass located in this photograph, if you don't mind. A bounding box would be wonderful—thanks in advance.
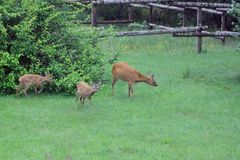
[1,35,240,159]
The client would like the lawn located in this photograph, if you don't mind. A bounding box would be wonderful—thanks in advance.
[1,35,240,160]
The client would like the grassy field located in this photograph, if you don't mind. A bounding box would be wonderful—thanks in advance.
[1,35,240,160]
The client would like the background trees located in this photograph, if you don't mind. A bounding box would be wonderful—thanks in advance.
[96,0,233,29]
[231,0,240,31]
[0,0,105,94]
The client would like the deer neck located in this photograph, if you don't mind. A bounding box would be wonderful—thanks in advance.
[88,89,97,96]
[135,74,150,84]
[92,90,97,95]
[40,76,47,83]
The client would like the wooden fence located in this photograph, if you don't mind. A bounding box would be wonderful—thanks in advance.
[68,0,239,53]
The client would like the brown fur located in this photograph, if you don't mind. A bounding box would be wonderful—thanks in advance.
[112,62,157,97]
[16,74,53,97]
[76,81,100,105]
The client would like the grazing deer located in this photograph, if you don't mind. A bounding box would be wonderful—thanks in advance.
[16,74,53,97]
[112,62,157,97]
[76,81,100,105]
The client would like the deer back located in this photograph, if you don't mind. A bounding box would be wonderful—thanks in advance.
[20,74,52,85]
[19,74,42,85]
[76,81,94,97]
[112,62,142,82]
[40,74,53,83]
[112,62,158,86]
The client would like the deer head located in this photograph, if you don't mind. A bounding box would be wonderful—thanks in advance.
[146,73,158,87]
[92,82,101,92]
[44,73,53,83]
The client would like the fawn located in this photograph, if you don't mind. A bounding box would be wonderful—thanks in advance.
[76,81,100,104]
[16,73,53,97]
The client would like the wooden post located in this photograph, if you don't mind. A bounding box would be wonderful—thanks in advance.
[197,6,202,53]
[149,6,153,29]
[128,6,133,21]
[91,4,97,27]
[183,9,186,27]
[221,12,226,44]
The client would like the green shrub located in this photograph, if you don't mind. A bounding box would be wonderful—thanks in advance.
[230,1,240,52]
[0,0,105,95]
[231,1,240,31]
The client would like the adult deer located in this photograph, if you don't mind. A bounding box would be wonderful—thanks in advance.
[112,62,157,97]
[16,73,53,97]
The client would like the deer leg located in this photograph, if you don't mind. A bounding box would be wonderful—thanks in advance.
[82,97,85,105]
[80,96,86,105]
[37,84,44,94]
[23,84,30,98]
[34,86,38,95]
[112,76,118,96]
[88,96,92,104]
[128,82,133,97]
[80,96,83,103]
[16,83,23,96]
[76,92,79,101]
[131,84,134,95]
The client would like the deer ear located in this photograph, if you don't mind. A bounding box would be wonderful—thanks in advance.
[152,74,155,78]
[146,71,150,76]
[96,82,101,89]
[93,82,99,87]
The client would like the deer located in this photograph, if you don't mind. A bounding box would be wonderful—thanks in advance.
[16,73,53,97]
[112,62,157,97]
[76,81,100,105]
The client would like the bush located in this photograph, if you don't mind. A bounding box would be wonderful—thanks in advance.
[230,1,240,52]
[0,0,105,95]
[231,1,240,31]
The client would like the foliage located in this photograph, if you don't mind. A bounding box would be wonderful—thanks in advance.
[97,4,129,21]
[231,0,240,31]
[230,0,240,51]
[128,21,148,30]
[0,0,106,94]
[95,0,232,29]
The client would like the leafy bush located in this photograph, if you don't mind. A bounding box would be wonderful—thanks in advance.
[0,0,105,94]
[230,1,240,52]
[231,1,240,31]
